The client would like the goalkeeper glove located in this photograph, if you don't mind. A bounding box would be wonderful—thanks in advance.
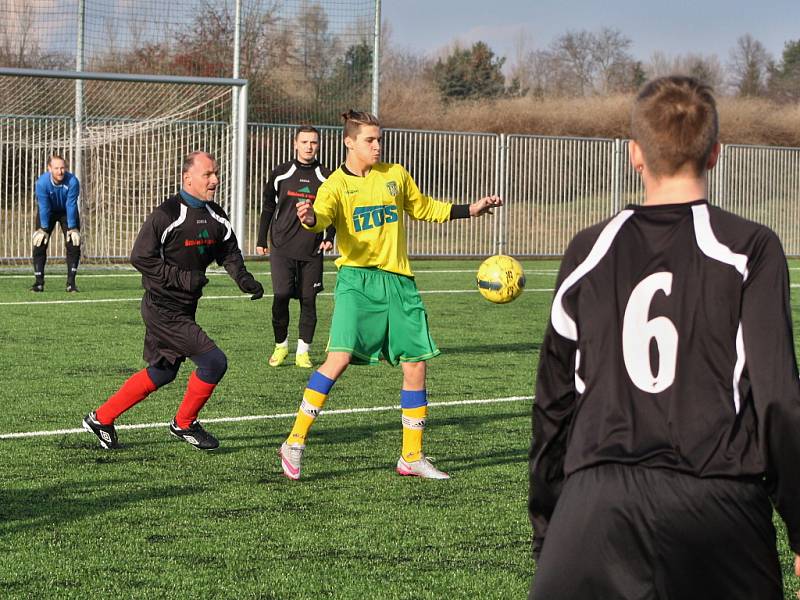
[189,270,209,292]
[32,229,49,247]
[238,274,264,300]
[67,229,81,246]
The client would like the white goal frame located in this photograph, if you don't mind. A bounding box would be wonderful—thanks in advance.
[0,67,249,257]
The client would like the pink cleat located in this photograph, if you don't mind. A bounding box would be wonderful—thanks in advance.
[280,442,305,480]
[396,454,450,479]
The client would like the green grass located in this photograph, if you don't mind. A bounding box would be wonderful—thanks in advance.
[0,259,798,599]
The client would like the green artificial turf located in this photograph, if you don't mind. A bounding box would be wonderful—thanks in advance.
[0,259,797,599]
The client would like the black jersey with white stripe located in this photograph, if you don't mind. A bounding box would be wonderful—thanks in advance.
[131,194,250,306]
[256,159,334,259]
[530,199,800,553]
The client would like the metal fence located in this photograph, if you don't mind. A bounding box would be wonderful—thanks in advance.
[2,121,800,263]
[246,125,500,257]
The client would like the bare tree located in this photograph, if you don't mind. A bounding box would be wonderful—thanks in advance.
[645,51,725,90]
[592,27,635,93]
[549,30,595,96]
[506,29,536,95]
[0,4,65,69]
[728,34,772,96]
[527,27,638,96]
[295,2,339,88]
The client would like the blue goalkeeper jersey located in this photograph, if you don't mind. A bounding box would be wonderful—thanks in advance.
[34,171,80,229]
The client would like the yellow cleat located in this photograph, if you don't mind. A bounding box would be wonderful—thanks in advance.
[269,345,289,367]
[295,352,313,368]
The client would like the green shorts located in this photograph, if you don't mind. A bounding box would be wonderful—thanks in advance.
[327,266,440,366]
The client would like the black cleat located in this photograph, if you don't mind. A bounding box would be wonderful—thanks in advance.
[66,283,79,293]
[82,411,121,449]
[30,283,44,292]
[169,420,219,450]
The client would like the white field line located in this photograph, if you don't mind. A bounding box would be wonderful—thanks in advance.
[0,268,561,279]
[2,266,799,280]
[0,395,533,440]
[0,288,558,307]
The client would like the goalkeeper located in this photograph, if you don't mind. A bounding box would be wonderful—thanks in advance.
[82,151,264,451]
[31,155,81,293]
[279,110,502,480]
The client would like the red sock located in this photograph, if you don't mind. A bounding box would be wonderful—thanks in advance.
[96,369,157,425]
[175,371,217,429]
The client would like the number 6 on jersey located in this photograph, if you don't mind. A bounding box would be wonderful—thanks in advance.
[622,272,678,393]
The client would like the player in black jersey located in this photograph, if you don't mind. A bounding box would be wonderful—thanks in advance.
[530,77,800,599]
[256,126,335,369]
[82,151,263,451]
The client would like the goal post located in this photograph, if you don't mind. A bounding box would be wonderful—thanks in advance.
[0,67,249,262]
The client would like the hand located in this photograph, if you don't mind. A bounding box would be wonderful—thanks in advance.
[189,270,209,292]
[238,274,264,300]
[255,246,269,256]
[32,229,49,247]
[297,200,316,226]
[67,228,81,246]
[319,240,333,253]
[469,195,503,217]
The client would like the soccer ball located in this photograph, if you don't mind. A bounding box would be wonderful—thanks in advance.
[476,255,526,304]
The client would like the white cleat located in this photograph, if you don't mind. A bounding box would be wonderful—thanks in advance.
[396,454,450,480]
[279,442,305,480]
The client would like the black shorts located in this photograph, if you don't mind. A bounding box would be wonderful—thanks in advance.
[270,252,324,300]
[531,463,781,600]
[35,208,80,233]
[141,292,217,366]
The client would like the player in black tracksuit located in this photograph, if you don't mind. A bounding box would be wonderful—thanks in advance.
[530,77,800,599]
[83,152,263,451]
[256,126,334,368]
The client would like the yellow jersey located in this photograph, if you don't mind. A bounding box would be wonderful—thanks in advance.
[304,162,453,276]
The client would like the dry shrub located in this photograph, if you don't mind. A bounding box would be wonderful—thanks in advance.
[381,79,800,147]
[717,97,800,147]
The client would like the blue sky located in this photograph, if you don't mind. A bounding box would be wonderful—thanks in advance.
[382,0,799,65]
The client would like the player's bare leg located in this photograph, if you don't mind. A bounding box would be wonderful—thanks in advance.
[281,352,351,479]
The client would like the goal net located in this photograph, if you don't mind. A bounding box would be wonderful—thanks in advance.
[1,0,377,263]
[0,71,237,262]
[3,0,377,124]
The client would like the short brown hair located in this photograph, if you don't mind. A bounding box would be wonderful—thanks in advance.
[47,154,65,166]
[182,151,216,175]
[341,110,380,139]
[295,125,320,139]
[631,76,718,177]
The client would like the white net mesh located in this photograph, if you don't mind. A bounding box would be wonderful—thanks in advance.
[0,75,232,147]
[0,74,234,261]
[3,0,376,124]
[1,0,377,263]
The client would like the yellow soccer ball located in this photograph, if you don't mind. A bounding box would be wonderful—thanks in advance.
[476,255,526,304]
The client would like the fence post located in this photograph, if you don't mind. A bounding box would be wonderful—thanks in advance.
[235,82,248,250]
[713,143,726,206]
[612,138,622,214]
[231,0,243,248]
[74,0,85,224]
[496,133,507,255]
[371,0,381,116]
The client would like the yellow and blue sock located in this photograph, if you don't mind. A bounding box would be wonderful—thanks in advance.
[286,370,335,446]
[401,389,427,462]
